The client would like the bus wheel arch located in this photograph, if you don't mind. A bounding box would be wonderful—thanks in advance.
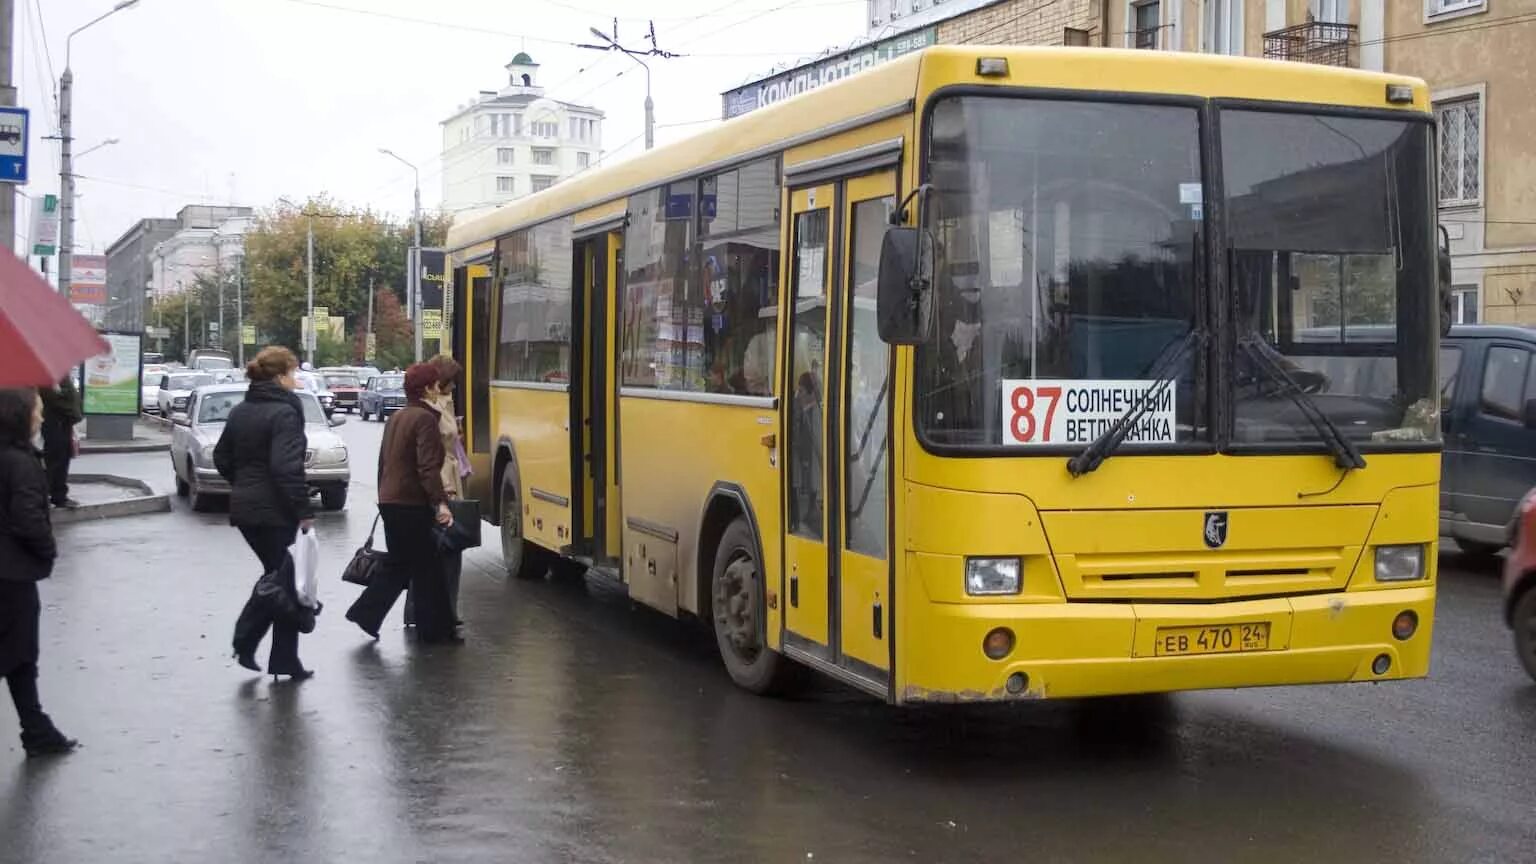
[700,484,795,694]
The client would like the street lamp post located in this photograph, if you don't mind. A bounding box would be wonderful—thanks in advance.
[58,0,140,301]
[585,28,653,150]
[277,197,317,365]
[378,148,422,362]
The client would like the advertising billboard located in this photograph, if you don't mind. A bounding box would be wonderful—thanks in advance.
[82,331,143,415]
[720,27,936,119]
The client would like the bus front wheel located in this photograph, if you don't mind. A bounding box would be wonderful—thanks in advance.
[711,517,795,695]
[500,469,551,580]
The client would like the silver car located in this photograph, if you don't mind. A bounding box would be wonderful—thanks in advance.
[170,384,352,512]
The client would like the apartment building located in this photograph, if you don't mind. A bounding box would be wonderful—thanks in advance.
[1107,0,1536,325]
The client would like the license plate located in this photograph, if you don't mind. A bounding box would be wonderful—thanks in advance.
[1154,622,1271,656]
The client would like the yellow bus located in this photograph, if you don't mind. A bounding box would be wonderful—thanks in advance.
[445,45,1441,703]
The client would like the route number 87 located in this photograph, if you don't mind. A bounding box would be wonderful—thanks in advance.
[1009,385,1062,443]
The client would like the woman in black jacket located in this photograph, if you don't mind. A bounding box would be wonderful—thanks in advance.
[0,387,77,757]
[216,347,316,680]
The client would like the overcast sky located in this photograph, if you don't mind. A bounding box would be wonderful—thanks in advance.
[18,0,868,253]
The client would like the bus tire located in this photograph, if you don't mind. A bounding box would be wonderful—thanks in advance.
[711,517,793,695]
[500,466,551,580]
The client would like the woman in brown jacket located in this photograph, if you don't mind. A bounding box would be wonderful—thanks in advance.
[405,354,467,627]
[345,363,459,643]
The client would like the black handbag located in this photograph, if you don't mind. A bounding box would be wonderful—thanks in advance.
[343,514,389,587]
[435,499,482,553]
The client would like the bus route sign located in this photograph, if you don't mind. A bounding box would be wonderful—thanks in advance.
[999,379,1177,446]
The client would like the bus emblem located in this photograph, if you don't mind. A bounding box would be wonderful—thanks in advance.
[1203,512,1228,549]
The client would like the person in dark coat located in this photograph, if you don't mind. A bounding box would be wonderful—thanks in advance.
[0,387,78,757]
[346,363,457,644]
[216,346,316,680]
[38,377,82,509]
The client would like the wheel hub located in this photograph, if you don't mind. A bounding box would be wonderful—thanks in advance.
[715,554,760,662]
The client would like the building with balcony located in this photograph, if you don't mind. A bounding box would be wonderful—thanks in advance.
[1105,1,1536,326]
[439,54,605,220]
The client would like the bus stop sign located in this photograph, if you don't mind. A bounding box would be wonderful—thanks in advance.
[0,107,29,184]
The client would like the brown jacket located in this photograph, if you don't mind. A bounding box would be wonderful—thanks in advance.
[378,402,449,507]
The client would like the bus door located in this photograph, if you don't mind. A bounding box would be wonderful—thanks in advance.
[460,262,496,504]
[572,230,624,564]
[781,169,897,685]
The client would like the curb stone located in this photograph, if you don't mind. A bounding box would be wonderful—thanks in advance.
[52,473,172,525]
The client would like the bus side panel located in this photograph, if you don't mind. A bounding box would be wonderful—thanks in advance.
[494,386,574,552]
[618,398,782,623]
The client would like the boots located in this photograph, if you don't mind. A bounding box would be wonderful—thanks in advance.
[8,673,77,758]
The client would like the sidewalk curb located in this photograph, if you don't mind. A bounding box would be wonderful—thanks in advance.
[53,473,172,525]
[78,413,173,454]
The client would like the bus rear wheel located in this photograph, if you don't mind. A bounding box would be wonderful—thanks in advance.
[711,517,794,695]
[500,468,551,580]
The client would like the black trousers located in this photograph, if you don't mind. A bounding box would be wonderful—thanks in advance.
[0,581,59,746]
[404,551,461,626]
[348,504,454,641]
[40,418,72,505]
[233,524,303,674]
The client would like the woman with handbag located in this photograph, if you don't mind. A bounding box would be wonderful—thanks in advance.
[0,388,78,757]
[345,363,459,644]
[405,354,469,628]
[216,346,316,681]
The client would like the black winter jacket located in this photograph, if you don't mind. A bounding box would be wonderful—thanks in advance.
[214,380,314,527]
[0,443,57,583]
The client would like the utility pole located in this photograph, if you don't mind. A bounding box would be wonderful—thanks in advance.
[58,1,141,300]
[0,0,15,253]
[236,255,245,366]
[578,21,676,151]
[378,148,422,361]
[366,276,375,362]
[306,217,314,365]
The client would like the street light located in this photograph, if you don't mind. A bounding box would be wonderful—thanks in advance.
[586,28,653,151]
[58,0,142,300]
[378,148,422,362]
[74,137,120,161]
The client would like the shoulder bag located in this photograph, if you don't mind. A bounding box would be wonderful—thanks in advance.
[342,513,389,587]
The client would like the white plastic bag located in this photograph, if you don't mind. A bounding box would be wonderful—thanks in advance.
[290,526,321,609]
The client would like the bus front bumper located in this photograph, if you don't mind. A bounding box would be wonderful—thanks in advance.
[899,586,1434,703]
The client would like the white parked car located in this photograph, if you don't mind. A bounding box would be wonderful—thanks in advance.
[157,371,215,418]
[169,384,351,512]
[141,364,169,414]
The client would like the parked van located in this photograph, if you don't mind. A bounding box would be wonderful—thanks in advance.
[1440,325,1536,554]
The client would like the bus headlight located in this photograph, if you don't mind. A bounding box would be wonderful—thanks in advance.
[965,557,1021,595]
[1374,545,1424,582]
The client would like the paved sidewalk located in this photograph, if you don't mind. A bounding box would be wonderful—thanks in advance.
[78,418,172,454]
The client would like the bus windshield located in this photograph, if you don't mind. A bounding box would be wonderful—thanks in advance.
[916,96,1437,450]
[918,96,1203,448]
[1224,110,1437,445]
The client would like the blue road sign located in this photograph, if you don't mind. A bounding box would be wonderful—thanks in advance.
[0,107,29,185]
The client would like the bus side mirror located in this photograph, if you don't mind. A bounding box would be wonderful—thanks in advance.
[1438,225,1454,338]
[877,227,934,345]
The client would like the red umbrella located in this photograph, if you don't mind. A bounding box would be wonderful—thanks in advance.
[0,246,109,388]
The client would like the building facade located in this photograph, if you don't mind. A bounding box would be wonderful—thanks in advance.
[733,0,1534,325]
[104,216,179,331]
[1102,0,1536,326]
[439,54,605,219]
[144,205,254,299]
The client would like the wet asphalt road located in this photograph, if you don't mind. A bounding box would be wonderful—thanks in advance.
[2,419,1534,864]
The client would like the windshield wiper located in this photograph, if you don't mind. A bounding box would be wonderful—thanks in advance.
[1237,333,1366,471]
[1067,328,1206,478]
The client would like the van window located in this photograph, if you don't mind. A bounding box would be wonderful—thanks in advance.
[1480,347,1531,420]
[1440,346,1462,402]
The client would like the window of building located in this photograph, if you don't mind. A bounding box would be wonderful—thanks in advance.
[1481,346,1532,421]
[497,147,514,165]
[532,120,558,138]
[1451,286,1478,324]
[495,219,574,383]
[513,113,524,136]
[1435,96,1481,206]
[531,176,555,193]
[1311,0,1346,23]
[532,148,555,166]
[1203,0,1242,55]
[1426,0,1485,21]
[1131,0,1160,48]
[577,152,590,169]
[496,176,514,194]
